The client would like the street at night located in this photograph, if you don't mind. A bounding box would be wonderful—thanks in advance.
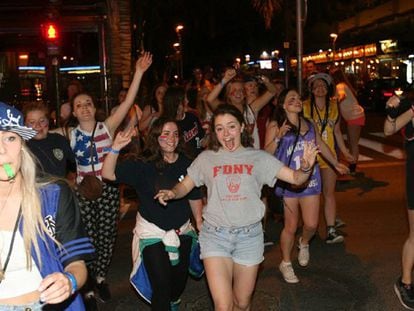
[98,111,409,311]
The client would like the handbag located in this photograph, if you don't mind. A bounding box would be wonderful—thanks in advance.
[77,123,104,200]
[273,118,301,214]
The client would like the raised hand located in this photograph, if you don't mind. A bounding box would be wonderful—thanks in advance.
[112,126,135,151]
[223,68,237,83]
[136,51,153,73]
[277,120,291,139]
[301,141,319,171]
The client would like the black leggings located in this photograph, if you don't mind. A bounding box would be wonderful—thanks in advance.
[142,235,192,311]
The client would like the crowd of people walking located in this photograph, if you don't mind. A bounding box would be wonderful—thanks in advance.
[2,51,414,311]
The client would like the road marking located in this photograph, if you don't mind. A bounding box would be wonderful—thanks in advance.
[343,134,405,160]
[359,137,405,159]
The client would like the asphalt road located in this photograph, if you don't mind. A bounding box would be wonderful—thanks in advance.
[96,112,409,310]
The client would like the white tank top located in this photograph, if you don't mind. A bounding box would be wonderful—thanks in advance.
[0,231,43,299]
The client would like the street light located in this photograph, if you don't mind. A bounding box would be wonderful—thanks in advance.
[330,33,338,64]
[175,24,184,80]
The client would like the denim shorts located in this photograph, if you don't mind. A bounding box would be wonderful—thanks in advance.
[0,301,44,310]
[199,221,264,266]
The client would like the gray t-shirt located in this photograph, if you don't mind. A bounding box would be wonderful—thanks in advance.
[187,147,284,227]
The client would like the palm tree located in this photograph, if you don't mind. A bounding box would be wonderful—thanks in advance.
[251,0,283,29]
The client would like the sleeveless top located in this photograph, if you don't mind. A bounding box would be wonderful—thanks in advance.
[70,121,112,183]
[303,98,339,169]
[274,119,321,198]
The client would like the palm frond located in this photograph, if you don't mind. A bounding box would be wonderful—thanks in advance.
[251,0,282,29]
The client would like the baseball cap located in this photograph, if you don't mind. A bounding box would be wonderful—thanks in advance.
[0,102,37,140]
[307,73,333,89]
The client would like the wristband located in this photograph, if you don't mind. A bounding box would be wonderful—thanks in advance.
[300,166,312,173]
[220,80,225,88]
[63,272,77,295]
[274,137,280,144]
[110,148,120,154]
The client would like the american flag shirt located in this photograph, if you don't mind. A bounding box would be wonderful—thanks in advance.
[70,121,112,184]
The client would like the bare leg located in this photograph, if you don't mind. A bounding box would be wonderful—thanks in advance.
[321,167,337,227]
[232,263,260,311]
[299,195,320,244]
[280,198,300,262]
[347,124,362,164]
[203,257,234,311]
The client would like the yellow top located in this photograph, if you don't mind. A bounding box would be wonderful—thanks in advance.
[303,98,339,168]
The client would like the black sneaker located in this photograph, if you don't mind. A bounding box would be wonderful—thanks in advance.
[96,281,111,302]
[326,227,344,244]
[394,277,414,310]
[84,294,99,311]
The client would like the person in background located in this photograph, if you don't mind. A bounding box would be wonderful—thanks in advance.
[0,101,94,310]
[384,95,414,310]
[23,101,76,180]
[52,52,152,309]
[302,60,319,99]
[102,117,203,310]
[264,89,348,283]
[162,86,206,157]
[155,103,319,310]
[331,68,366,174]
[303,73,353,244]
[139,83,168,137]
[207,68,276,149]
[60,80,84,126]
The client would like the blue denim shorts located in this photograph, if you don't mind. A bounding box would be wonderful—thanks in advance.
[0,301,44,310]
[199,221,264,266]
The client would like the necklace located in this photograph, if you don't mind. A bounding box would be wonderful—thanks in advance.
[0,179,15,216]
[0,206,22,282]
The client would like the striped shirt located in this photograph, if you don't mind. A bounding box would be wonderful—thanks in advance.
[70,121,112,183]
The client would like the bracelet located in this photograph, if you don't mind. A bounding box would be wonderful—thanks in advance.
[300,165,313,173]
[220,80,225,88]
[109,148,120,154]
[274,137,280,144]
[63,272,77,295]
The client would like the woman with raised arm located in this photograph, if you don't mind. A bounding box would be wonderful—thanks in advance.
[264,88,349,283]
[155,104,318,311]
[0,102,94,310]
[52,52,152,307]
[206,68,276,149]
[102,117,203,310]
[384,95,414,310]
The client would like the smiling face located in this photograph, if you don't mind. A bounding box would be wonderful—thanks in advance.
[25,109,49,140]
[283,90,303,114]
[214,113,244,152]
[72,94,96,122]
[227,82,245,105]
[311,78,329,98]
[0,131,22,181]
[158,122,179,155]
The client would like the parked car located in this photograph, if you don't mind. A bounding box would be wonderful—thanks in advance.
[357,78,409,112]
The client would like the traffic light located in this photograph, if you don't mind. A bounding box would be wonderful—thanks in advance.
[41,22,60,56]
[41,22,59,41]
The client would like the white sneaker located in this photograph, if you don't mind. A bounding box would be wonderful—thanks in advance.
[297,237,310,267]
[279,261,299,283]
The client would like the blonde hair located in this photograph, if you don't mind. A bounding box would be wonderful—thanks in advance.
[20,144,57,269]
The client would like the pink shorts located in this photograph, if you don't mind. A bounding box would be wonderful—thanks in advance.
[347,116,365,126]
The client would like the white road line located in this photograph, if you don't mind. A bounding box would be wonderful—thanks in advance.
[343,134,405,160]
[359,137,405,159]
